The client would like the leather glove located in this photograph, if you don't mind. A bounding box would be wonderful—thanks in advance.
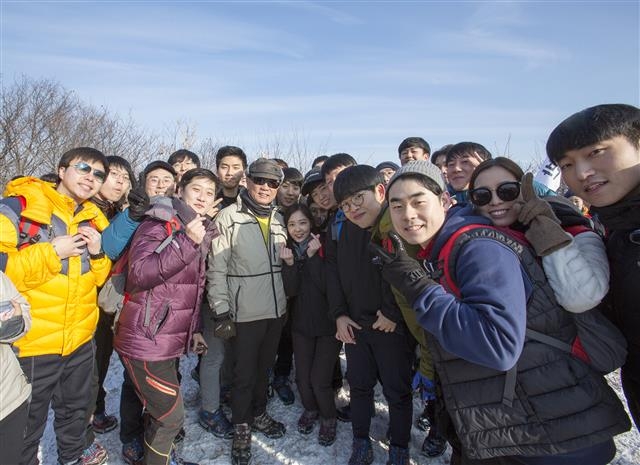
[127,188,150,222]
[213,312,236,340]
[517,173,571,257]
[369,232,437,305]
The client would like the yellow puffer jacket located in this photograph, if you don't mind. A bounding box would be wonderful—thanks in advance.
[0,177,111,357]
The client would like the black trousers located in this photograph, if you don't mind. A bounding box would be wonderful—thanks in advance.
[345,328,413,448]
[292,332,342,419]
[621,366,640,430]
[273,307,293,378]
[231,316,284,424]
[121,357,184,465]
[120,362,145,444]
[19,341,95,465]
[0,399,28,465]
[93,309,115,415]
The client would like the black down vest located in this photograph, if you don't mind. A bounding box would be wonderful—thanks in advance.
[426,226,631,460]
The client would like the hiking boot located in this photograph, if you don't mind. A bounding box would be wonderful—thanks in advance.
[92,412,118,434]
[199,408,234,439]
[122,437,144,465]
[272,375,295,405]
[348,437,373,465]
[336,404,351,422]
[252,411,286,439]
[421,429,447,458]
[386,445,410,465]
[79,442,108,465]
[297,410,319,435]
[318,417,337,446]
[174,427,186,445]
[231,423,252,465]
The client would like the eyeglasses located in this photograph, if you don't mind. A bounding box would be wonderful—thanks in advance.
[250,177,280,189]
[469,181,521,206]
[71,162,106,183]
[109,171,130,183]
[339,190,368,213]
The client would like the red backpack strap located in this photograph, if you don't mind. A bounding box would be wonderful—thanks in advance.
[15,196,44,250]
[436,224,486,297]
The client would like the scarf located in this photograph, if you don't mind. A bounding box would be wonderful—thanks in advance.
[590,185,640,231]
[292,236,311,259]
[240,189,273,218]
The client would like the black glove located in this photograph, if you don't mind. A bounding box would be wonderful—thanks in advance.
[127,188,150,222]
[369,232,437,305]
[213,312,236,340]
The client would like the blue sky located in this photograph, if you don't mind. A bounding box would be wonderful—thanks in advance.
[2,1,639,168]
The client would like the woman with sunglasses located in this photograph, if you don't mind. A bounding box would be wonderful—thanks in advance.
[468,157,610,314]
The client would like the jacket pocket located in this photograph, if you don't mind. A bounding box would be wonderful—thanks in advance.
[152,303,171,337]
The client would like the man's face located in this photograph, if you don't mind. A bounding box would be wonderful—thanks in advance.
[559,136,640,208]
[246,176,279,206]
[57,157,106,203]
[399,146,429,165]
[217,156,245,190]
[379,168,396,186]
[145,168,176,196]
[340,184,385,229]
[434,154,449,183]
[446,154,482,192]
[388,178,450,248]
[172,157,198,182]
[308,201,328,227]
[310,182,336,210]
[179,176,217,215]
[277,181,301,208]
[324,166,347,193]
[98,165,131,202]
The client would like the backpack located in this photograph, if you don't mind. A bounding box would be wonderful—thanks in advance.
[424,224,627,375]
[98,217,182,317]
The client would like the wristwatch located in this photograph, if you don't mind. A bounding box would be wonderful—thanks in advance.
[89,251,105,260]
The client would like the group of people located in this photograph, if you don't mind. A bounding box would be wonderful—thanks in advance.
[0,103,638,465]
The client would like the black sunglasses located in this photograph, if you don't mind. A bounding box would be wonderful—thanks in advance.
[250,176,280,189]
[469,181,521,206]
[71,162,106,183]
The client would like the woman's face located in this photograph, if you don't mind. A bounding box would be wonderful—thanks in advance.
[287,210,312,243]
[472,166,521,227]
[179,176,217,215]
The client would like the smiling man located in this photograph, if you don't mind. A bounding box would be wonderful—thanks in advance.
[547,103,640,430]
[208,157,288,465]
[0,147,112,465]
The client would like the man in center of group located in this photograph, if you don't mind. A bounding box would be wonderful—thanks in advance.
[208,157,288,465]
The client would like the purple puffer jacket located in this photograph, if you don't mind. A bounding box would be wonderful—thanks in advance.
[114,197,218,361]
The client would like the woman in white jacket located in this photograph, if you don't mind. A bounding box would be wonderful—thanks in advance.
[0,270,32,464]
[467,157,609,313]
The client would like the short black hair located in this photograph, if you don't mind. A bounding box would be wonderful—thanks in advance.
[168,149,201,168]
[332,165,383,205]
[282,167,304,186]
[320,153,357,180]
[430,144,453,164]
[107,155,136,189]
[445,142,492,164]
[546,104,640,163]
[216,146,248,169]
[177,168,217,190]
[58,147,109,172]
[311,155,329,167]
[398,137,431,156]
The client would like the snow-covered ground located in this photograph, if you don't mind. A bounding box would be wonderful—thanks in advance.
[39,352,640,465]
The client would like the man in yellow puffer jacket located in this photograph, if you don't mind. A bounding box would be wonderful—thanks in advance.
[0,147,111,465]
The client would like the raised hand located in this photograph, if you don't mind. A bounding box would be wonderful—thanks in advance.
[51,234,88,259]
[279,243,294,266]
[307,233,322,257]
[185,215,206,245]
[77,226,102,255]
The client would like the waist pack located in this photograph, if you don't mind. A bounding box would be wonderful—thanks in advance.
[426,224,627,375]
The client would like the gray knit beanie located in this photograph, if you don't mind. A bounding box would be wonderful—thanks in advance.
[386,160,446,196]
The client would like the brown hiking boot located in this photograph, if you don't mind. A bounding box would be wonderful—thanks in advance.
[318,417,337,446]
[252,412,286,439]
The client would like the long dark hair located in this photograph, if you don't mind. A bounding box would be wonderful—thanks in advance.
[283,203,316,247]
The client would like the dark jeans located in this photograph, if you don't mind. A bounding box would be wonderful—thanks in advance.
[345,328,413,449]
[0,399,28,465]
[93,309,115,415]
[621,366,640,430]
[19,341,95,465]
[121,357,184,465]
[231,316,284,424]
[292,332,342,419]
[273,308,293,378]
